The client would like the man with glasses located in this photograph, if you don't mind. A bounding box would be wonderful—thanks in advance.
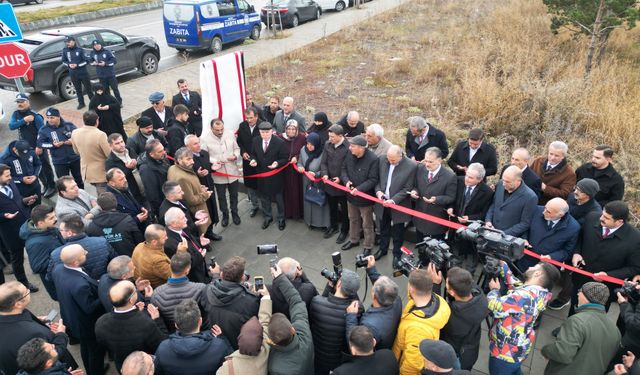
[141,92,173,137]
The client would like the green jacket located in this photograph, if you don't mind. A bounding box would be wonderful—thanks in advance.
[268,275,314,375]
[542,304,620,375]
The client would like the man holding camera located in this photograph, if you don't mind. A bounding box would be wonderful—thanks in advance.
[486,261,560,374]
[267,257,318,317]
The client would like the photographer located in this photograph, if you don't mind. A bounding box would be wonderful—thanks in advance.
[267,257,318,318]
[345,256,402,350]
[310,269,362,375]
[486,261,560,374]
[617,282,640,360]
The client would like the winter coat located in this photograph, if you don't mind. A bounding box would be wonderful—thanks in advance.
[131,241,172,289]
[61,45,89,77]
[154,331,233,375]
[37,120,80,164]
[340,148,379,206]
[404,125,449,161]
[166,120,190,157]
[71,125,111,184]
[9,109,44,147]
[90,47,116,77]
[485,180,538,237]
[530,157,576,204]
[138,153,171,216]
[620,301,640,354]
[320,139,350,197]
[575,162,625,207]
[268,274,318,318]
[392,293,451,375]
[126,129,167,157]
[0,141,42,197]
[413,165,457,235]
[47,234,116,281]
[54,189,101,226]
[167,164,210,233]
[19,220,64,274]
[104,151,144,202]
[16,361,73,375]
[86,210,143,256]
[151,276,206,332]
[202,279,260,349]
[250,135,289,197]
[89,92,125,138]
[331,349,399,375]
[200,131,241,184]
[567,193,601,226]
[542,304,620,375]
[273,109,307,133]
[447,139,498,177]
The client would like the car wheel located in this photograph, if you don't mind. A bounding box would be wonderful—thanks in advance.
[58,75,76,101]
[210,36,223,54]
[140,52,158,75]
[250,25,261,40]
[335,1,345,11]
[290,14,299,28]
[315,7,321,19]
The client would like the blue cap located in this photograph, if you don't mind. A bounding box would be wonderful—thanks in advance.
[15,93,28,102]
[148,92,164,102]
[92,39,100,46]
[14,140,31,156]
[46,107,60,117]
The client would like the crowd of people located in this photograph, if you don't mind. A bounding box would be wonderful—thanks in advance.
[0,79,639,375]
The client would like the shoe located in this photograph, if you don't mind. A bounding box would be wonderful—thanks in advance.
[261,219,272,229]
[323,227,338,239]
[232,213,241,225]
[278,220,286,231]
[249,208,259,217]
[207,232,222,241]
[336,232,348,244]
[374,249,388,260]
[221,216,229,227]
[43,187,56,198]
[341,241,359,251]
[551,327,560,337]
[362,248,372,257]
[77,104,85,110]
[547,299,570,310]
[24,283,39,293]
[392,256,401,269]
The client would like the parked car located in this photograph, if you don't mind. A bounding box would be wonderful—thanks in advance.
[0,0,43,5]
[0,26,160,100]
[163,0,262,53]
[260,0,321,28]
[315,0,348,12]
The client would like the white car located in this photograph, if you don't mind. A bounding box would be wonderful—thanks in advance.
[315,0,348,12]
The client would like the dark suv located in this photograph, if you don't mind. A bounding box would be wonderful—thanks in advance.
[0,26,160,100]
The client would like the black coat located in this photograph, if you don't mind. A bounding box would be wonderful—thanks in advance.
[261,104,277,125]
[166,120,190,157]
[0,181,30,251]
[331,350,399,375]
[192,149,219,225]
[159,199,199,238]
[0,310,72,375]
[86,210,143,257]
[404,125,449,161]
[336,114,365,138]
[447,140,498,177]
[105,185,145,227]
[141,106,175,131]
[126,130,167,157]
[138,154,171,217]
[236,121,261,189]
[89,93,125,139]
[172,90,203,136]
[450,178,494,221]
[250,135,288,196]
[105,151,144,202]
[575,162,625,207]
[164,229,209,284]
[320,139,350,197]
[413,165,457,235]
[267,274,319,318]
[340,149,380,206]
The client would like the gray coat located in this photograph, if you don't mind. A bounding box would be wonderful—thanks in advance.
[151,278,206,332]
[374,156,417,223]
[320,139,350,197]
[54,189,101,226]
[413,164,457,235]
[485,181,537,237]
[273,110,306,133]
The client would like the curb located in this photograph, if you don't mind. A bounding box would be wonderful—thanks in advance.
[20,0,164,32]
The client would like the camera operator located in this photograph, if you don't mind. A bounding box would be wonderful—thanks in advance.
[617,282,640,361]
[331,326,399,375]
[309,268,362,375]
[345,256,402,350]
[486,260,559,374]
[267,257,318,318]
[392,268,451,375]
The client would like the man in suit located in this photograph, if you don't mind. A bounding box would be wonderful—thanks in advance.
[237,107,262,217]
[126,116,168,157]
[404,116,448,162]
[486,165,538,237]
[502,148,541,199]
[172,79,203,136]
[447,128,497,178]
[105,168,149,228]
[105,133,144,203]
[530,141,576,205]
[575,144,625,207]
[71,111,111,195]
[249,122,289,230]
[321,124,351,244]
[140,92,173,137]
[374,145,417,262]
[51,244,106,375]
[446,163,494,271]
[410,147,457,244]
[272,96,306,133]
[163,207,209,284]
[0,164,38,290]
[158,181,202,239]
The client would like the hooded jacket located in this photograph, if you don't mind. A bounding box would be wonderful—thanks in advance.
[440,286,488,370]
[86,210,143,256]
[202,279,260,349]
[19,220,64,274]
[154,331,232,375]
[392,293,451,375]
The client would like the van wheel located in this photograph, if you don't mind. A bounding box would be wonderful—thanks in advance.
[250,25,261,40]
[290,14,299,28]
[210,36,223,54]
[140,52,158,75]
[335,1,345,11]
[58,75,76,101]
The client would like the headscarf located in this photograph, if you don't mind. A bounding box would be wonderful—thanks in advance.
[313,112,330,129]
[304,132,323,170]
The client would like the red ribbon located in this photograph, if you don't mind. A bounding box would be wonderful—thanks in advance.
[211,161,292,179]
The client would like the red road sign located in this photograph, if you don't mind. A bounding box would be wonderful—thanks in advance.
[0,43,31,79]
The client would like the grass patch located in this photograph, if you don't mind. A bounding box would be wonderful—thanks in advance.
[17,0,155,23]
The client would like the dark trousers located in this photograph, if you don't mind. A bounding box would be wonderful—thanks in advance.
[378,207,406,257]
[54,160,83,189]
[39,273,58,301]
[99,76,121,102]
[215,181,239,216]
[38,151,55,189]
[327,194,349,234]
[79,337,105,375]
[71,74,93,106]
[554,269,573,303]
[0,237,28,285]
[260,191,285,221]
[488,356,522,375]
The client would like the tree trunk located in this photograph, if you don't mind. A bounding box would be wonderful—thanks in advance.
[584,0,606,76]
[595,28,612,66]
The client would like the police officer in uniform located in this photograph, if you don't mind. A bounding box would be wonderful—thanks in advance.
[0,140,42,208]
[61,35,93,109]
[90,39,122,104]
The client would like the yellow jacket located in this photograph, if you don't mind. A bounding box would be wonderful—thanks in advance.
[392,293,451,375]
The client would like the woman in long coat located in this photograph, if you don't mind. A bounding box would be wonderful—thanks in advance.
[89,83,126,140]
[278,119,307,219]
[297,132,330,229]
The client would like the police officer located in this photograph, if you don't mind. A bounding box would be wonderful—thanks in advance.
[8,93,56,198]
[37,108,83,189]
[90,39,122,104]
[61,35,93,109]
[0,140,42,207]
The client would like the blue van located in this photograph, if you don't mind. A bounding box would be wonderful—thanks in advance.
[163,0,262,52]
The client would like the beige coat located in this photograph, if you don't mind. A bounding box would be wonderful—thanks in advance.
[167,164,211,234]
[216,297,271,375]
[71,126,111,183]
[200,131,242,184]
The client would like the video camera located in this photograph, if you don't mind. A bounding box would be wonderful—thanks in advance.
[321,251,343,283]
[415,237,457,271]
[482,256,502,279]
[392,249,421,278]
[615,281,640,304]
[355,253,368,268]
[456,222,526,262]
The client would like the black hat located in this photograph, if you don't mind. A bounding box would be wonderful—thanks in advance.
[258,121,273,130]
[576,178,599,199]
[136,116,153,128]
[419,340,456,369]
[45,107,60,117]
[14,140,31,156]
[350,135,367,147]
[64,35,75,42]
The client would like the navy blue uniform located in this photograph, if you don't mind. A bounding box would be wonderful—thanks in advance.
[90,47,121,102]
[0,141,42,205]
[62,44,93,107]
[37,119,84,188]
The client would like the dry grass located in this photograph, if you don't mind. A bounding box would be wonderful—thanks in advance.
[245,0,640,216]
[17,0,155,23]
